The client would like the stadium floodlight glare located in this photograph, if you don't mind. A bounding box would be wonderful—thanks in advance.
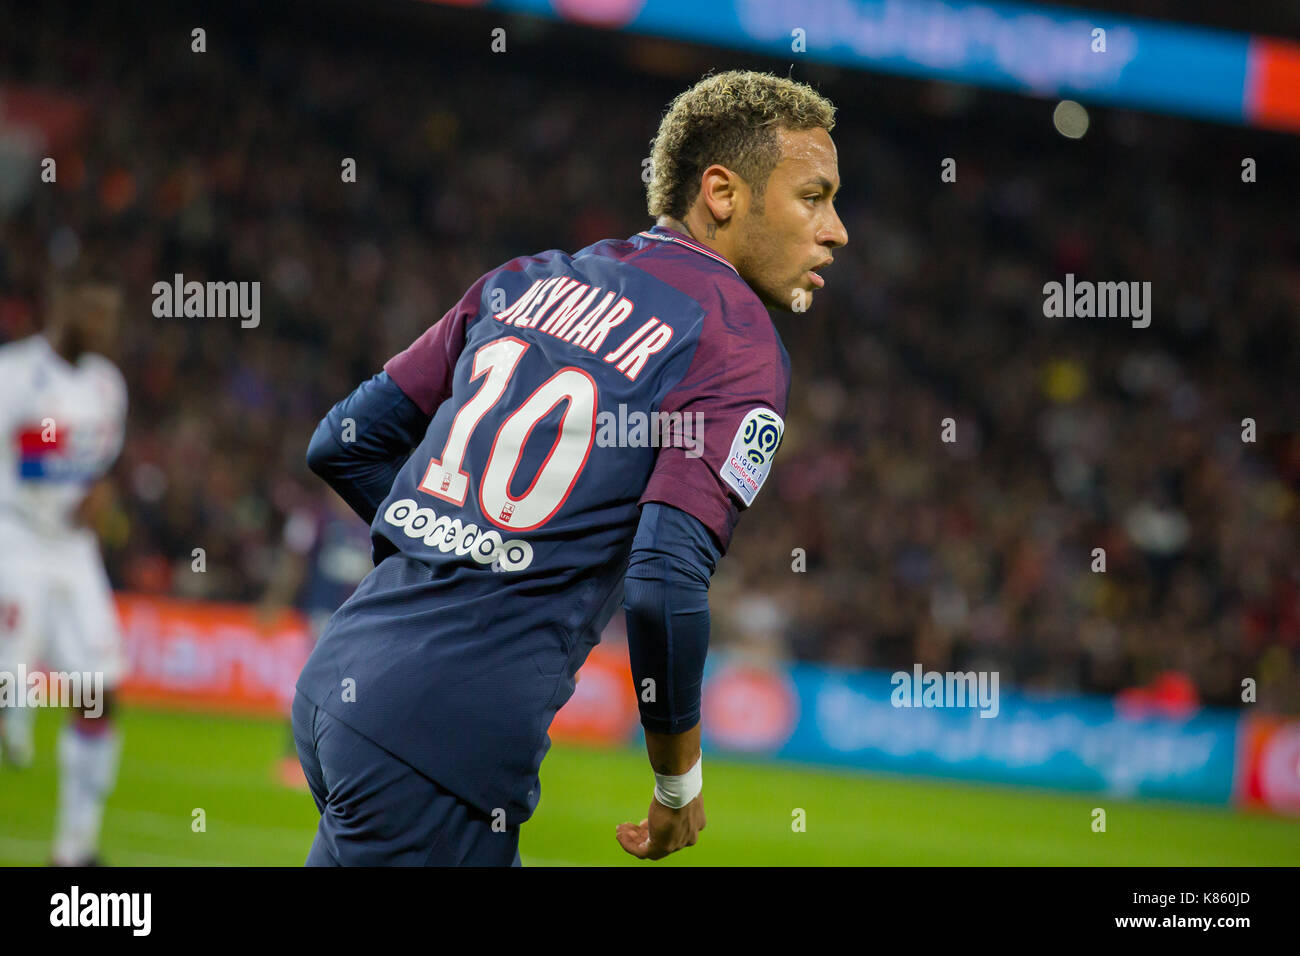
[1053,100,1090,139]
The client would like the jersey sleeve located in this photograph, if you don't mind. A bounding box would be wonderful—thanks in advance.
[637,299,791,554]
[382,268,498,415]
[306,371,430,525]
[83,354,128,471]
[0,343,20,435]
[623,501,721,734]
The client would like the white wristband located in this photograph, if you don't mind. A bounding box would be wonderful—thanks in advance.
[653,753,703,809]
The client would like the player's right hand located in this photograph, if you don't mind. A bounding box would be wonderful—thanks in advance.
[615,793,706,860]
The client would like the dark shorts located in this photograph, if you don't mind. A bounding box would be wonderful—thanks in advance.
[292,691,522,867]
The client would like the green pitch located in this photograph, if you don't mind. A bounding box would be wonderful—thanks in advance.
[1,706,1297,866]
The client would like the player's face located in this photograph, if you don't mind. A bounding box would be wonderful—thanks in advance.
[60,285,123,358]
[735,127,847,312]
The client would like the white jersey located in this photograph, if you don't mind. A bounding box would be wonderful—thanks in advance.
[0,335,127,536]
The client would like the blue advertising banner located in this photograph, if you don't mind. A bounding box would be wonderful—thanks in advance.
[634,0,1249,123]
[697,658,1240,805]
[443,0,1300,130]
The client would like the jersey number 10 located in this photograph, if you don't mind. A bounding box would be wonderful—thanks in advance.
[417,336,597,531]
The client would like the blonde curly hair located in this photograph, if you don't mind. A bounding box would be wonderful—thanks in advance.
[647,70,837,220]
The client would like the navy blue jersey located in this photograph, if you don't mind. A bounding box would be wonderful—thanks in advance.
[296,225,791,823]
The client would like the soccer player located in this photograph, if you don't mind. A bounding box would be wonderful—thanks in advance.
[294,70,846,865]
[0,272,129,866]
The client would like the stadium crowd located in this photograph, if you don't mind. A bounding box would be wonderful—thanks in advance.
[2,1,1296,712]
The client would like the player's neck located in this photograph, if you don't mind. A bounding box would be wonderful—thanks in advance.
[656,215,695,240]
[655,215,737,266]
[43,328,82,365]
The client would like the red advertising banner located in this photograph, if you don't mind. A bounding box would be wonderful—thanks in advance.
[1234,715,1300,815]
[115,594,312,717]
[114,592,641,741]
[547,642,639,745]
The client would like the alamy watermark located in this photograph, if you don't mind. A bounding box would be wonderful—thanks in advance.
[152,273,260,328]
[594,405,703,458]
[1042,273,1150,328]
[50,886,151,936]
[0,666,104,718]
[890,664,1000,718]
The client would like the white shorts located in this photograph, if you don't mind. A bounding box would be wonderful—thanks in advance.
[0,515,127,688]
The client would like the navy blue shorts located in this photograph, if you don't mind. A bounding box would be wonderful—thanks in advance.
[292,691,521,866]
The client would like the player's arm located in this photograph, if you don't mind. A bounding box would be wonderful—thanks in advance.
[73,359,129,531]
[616,501,720,860]
[306,371,430,524]
[72,476,116,529]
[614,294,789,860]
[309,265,503,522]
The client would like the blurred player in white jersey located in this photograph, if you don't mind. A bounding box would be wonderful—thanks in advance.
[0,272,128,866]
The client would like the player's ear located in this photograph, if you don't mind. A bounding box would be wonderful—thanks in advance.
[699,164,739,225]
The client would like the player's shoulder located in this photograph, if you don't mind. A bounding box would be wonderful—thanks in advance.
[671,264,790,389]
[464,248,576,311]
[603,228,790,395]
[77,352,128,403]
[489,248,571,281]
[77,351,124,380]
[612,227,778,332]
[501,229,788,385]
[0,334,49,364]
